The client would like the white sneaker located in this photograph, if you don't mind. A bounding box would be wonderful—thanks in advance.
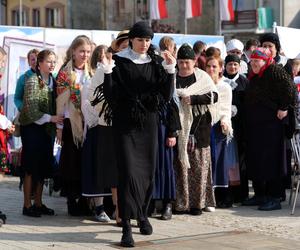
[204,207,215,212]
[95,211,111,222]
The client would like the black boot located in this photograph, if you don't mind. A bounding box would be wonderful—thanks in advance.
[138,217,153,235]
[67,199,81,216]
[120,220,135,247]
[0,211,6,224]
[160,203,172,220]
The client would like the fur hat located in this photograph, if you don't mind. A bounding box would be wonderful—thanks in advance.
[225,54,240,65]
[129,21,154,39]
[177,43,195,60]
[259,33,281,53]
[226,39,244,52]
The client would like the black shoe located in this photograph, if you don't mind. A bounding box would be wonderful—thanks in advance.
[160,203,172,220]
[0,213,6,224]
[242,196,264,206]
[217,201,232,209]
[190,208,202,215]
[173,210,189,215]
[138,218,153,235]
[34,204,55,215]
[120,220,135,247]
[258,199,281,211]
[22,206,41,217]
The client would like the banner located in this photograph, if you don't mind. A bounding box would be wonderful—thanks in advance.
[276,26,300,59]
[186,0,202,19]
[220,0,234,21]
[150,0,168,20]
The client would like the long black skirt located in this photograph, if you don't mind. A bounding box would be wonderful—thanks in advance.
[20,123,54,182]
[245,103,286,181]
[59,119,82,198]
[82,125,118,197]
[114,113,158,220]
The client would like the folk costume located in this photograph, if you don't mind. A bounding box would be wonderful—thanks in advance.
[19,73,56,182]
[93,21,175,247]
[244,48,296,210]
[56,60,91,214]
[0,112,12,173]
[174,44,218,213]
[223,55,249,204]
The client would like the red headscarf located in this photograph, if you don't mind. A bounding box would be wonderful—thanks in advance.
[249,47,274,79]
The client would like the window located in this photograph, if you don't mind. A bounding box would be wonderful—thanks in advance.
[45,3,64,27]
[12,9,28,26]
[137,0,148,19]
[32,8,40,27]
[112,0,126,21]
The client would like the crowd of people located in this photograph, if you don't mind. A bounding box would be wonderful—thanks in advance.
[0,21,299,247]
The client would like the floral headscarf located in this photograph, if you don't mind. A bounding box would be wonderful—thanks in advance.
[249,47,274,78]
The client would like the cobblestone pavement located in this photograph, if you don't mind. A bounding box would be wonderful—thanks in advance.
[1,175,300,249]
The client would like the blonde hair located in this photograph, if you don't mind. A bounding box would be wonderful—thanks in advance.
[63,35,92,65]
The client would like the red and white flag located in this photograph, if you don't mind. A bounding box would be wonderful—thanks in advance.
[220,0,234,21]
[186,0,202,19]
[150,0,168,20]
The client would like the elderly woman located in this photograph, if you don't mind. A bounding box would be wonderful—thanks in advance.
[243,48,296,211]
[174,44,218,215]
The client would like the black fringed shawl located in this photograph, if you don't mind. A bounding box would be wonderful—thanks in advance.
[91,54,174,131]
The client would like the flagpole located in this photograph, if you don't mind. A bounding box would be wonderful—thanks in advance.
[148,0,152,27]
[184,1,187,34]
[215,0,221,35]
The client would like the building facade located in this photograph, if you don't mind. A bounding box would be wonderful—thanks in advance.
[6,0,101,29]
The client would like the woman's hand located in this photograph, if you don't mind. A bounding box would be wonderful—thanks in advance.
[277,110,288,120]
[166,137,176,147]
[56,128,63,146]
[50,115,64,125]
[102,52,113,66]
[182,96,191,105]
[221,120,228,134]
[161,50,176,65]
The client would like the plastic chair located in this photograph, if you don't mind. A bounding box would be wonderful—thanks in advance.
[289,132,300,215]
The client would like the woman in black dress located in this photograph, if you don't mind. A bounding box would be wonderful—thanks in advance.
[244,48,296,211]
[93,21,176,247]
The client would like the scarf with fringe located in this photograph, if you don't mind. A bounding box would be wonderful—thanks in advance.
[56,60,91,146]
[176,68,218,169]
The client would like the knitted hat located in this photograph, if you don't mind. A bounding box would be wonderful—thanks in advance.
[250,47,273,61]
[225,54,240,65]
[129,21,154,39]
[177,43,195,60]
[259,33,281,53]
[111,30,129,51]
[226,39,244,52]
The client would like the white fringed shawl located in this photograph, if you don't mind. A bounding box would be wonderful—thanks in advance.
[176,68,218,169]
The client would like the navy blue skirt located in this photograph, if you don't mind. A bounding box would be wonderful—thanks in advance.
[152,119,176,200]
[211,122,239,187]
